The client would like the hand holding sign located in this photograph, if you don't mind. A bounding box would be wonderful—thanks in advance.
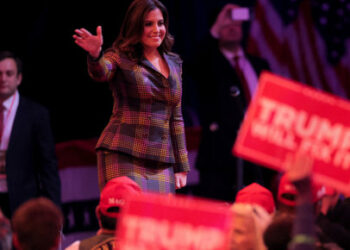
[284,153,313,183]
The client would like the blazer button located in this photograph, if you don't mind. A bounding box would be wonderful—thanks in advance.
[209,122,219,132]
[230,86,240,97]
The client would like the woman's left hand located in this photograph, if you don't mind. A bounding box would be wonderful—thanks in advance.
[175,172,188,189]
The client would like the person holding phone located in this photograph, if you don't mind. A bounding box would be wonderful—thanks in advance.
[73,0,190,193]
[193,3,275,202]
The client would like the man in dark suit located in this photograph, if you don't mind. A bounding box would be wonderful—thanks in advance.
[194,4,275,202]
[0,51,61,217]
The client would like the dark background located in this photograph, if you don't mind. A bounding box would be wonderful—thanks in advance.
[0,0,256,143]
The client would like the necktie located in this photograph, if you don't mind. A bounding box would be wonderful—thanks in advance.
[0,104,5,181]
[233,55,251,103]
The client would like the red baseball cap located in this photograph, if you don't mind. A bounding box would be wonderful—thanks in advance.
[277,174,328,207]
[99,177,141,218]
[235,183,275,214]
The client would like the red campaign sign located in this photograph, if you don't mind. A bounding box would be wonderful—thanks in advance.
[233,72,350,193]
[116,193,233,250]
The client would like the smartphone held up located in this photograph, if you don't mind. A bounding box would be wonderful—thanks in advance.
[231,7,250,21]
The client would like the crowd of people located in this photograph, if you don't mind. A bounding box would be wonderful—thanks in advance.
[0,0,348,249]
[3,156,348,249]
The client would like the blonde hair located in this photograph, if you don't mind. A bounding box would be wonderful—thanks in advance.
[229,203,272,250]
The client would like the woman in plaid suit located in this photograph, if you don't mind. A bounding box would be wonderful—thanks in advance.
[73,0,190,193]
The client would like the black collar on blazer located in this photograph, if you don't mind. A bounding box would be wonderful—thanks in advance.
[139,52,176,80]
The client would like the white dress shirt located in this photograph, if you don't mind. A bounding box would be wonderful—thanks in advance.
[0,91,19,192]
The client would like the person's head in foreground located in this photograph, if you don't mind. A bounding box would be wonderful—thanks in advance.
[11,197,63,250]
[230,203,272,250]
[97,176,142,231]
[235,182,275,214]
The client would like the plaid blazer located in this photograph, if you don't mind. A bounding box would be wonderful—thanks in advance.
[87,49,190,173]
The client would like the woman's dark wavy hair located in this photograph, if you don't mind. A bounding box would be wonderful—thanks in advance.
[112,0,174,61]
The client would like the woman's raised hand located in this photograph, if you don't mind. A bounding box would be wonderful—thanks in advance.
[73,26,103,59]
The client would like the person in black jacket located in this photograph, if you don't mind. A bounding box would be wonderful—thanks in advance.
[316,190,350,249]
[0,51,61,218]
[193,3,275,202]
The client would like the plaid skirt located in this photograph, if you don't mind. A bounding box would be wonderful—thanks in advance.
[96,150,175,193]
